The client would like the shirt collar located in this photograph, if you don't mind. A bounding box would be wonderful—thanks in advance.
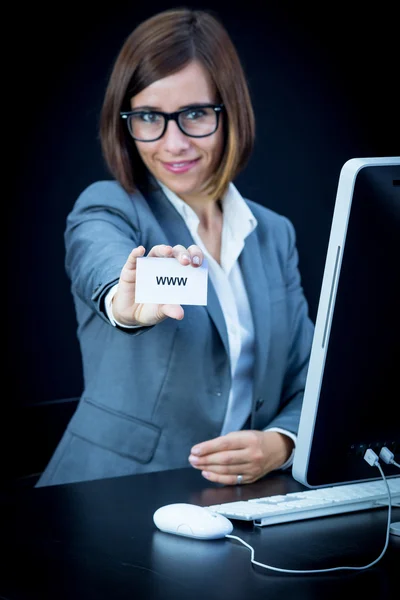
[156,179,258,240]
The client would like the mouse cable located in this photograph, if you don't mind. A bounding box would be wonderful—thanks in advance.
[225,449,392,574]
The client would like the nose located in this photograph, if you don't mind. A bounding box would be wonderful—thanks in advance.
[162,119,191,154]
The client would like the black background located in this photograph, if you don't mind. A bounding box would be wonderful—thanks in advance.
[6,1,399,481]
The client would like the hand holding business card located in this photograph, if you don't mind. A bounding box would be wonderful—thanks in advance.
[135,257,208,305]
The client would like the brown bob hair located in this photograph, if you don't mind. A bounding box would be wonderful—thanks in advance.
[100,8,255,200]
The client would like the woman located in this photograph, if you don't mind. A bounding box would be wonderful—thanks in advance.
[37,7,314,487]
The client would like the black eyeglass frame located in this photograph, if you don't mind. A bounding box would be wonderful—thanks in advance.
[120,103,224,142]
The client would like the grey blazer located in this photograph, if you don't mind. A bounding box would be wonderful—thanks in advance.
[37,178,314,487]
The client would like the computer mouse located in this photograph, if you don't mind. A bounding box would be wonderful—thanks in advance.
[389,522,400,537]
[153,502,233,539]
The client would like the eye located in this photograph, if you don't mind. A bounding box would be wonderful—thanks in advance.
[183,108,208,120]
[133,112,162,124]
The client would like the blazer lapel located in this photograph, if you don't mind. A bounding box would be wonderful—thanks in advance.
[239,230,271,398]
[145,181,230,357]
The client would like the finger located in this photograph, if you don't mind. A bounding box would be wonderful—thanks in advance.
[171,244,191,265]
[189,448,247,468]
[201,471,251,486]
[124,245,146,269]
[147,244,174,258]
[120,246,146,283]
[190,434,241,457]
[187,244,203,267]
[190,461,249,475]
[158,304,184,321]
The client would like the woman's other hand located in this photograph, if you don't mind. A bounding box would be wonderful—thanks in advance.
[188,430,294,485]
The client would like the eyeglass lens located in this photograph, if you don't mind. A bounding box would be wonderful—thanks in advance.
[128,107,218,141]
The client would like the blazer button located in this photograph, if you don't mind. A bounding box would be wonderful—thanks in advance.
[255,397,264,410]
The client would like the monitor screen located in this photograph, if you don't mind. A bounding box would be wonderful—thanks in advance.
[293,157,400,488]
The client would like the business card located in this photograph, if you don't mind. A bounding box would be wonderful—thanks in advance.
[135,257,208,305]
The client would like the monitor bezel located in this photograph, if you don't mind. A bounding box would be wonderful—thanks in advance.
[292,156,400,488]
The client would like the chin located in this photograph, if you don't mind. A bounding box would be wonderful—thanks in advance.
[160,175,204,198]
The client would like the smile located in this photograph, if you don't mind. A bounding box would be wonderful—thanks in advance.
[161,159,200,173]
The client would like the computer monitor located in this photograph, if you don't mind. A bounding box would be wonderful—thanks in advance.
[293,157,400,489]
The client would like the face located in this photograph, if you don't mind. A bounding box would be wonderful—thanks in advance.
[130,61,224,204]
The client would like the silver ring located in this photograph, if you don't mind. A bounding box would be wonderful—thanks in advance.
[236,474,243,485]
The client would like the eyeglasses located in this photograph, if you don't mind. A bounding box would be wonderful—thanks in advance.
[120,104,224,142]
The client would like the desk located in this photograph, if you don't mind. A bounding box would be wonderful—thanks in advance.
[1,468,399,599]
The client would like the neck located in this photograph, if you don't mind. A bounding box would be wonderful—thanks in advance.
[181,194,222,230]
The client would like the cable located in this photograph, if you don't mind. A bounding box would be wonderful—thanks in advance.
[379,446,400,469]
[225,449,392,574]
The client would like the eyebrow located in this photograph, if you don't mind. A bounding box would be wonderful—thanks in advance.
[131,102,215,112]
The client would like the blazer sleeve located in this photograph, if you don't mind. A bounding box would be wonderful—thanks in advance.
[64,181,143,326]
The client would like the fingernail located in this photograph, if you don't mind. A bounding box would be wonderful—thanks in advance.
[192,256,200,265]
[182,254,190,262]
[189,455,199,464]
[191,447,201,455]
[202,471,211,479]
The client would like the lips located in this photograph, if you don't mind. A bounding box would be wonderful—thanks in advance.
[161,158,200,174]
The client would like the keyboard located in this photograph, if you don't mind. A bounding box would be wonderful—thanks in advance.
[206,477,400,527]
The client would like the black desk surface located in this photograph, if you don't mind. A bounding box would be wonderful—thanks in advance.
[2,468,399,600]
